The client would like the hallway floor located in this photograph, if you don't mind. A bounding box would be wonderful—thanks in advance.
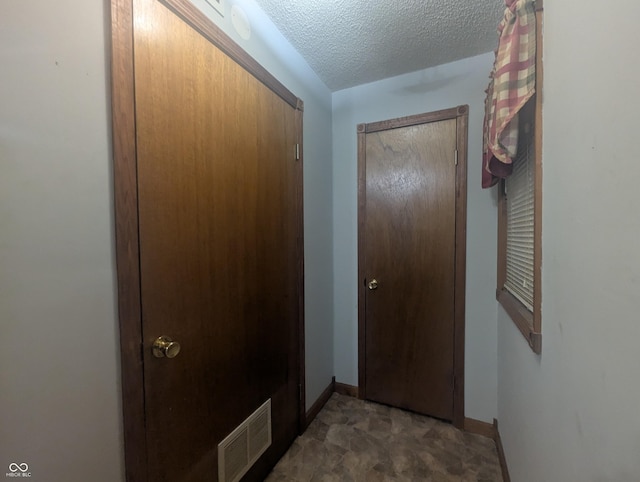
[265,393,502,482]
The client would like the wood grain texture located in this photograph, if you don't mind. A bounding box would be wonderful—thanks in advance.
[363,118,457,420]
[497,289,535,346]
[110,0,147,480]
[111,0,304,479]
[295,106,306,434]
[160,0,298,108]
[135,0,301,470]
[363,107,461,134]
[357,125,367,399]
[358,108,467,425]
[453,110,468,429]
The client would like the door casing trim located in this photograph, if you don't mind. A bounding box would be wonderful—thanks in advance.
[110,0,305,479]
[356,106,468,428]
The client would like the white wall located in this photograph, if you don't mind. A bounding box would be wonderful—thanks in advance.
[0,1,332,480]
[0,1,124,480]
[497,1,640,480]
[332,52,499,422]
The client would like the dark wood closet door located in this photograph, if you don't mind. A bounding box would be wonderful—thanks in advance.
[363,118,457,420]
[133,0,301,479]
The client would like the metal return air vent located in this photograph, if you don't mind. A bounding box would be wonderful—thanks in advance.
[218,399,272,482]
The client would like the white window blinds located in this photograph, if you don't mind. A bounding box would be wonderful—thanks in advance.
[504,127,535,311]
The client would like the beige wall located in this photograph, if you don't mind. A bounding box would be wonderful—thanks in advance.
[497,0,640,479]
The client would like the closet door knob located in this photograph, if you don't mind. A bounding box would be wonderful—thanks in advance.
[152,336,181,359]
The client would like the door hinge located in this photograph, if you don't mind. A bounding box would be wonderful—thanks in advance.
[454,149,458,166]
[298,384,303,401]
[295,143,300,161]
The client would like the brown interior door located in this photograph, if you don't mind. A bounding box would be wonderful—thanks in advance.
[132,0,301,480]
[362,118,457,420]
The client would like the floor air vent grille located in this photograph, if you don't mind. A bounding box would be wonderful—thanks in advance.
[218,399,272,482]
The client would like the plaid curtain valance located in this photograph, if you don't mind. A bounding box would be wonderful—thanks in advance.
[482,0,537,189]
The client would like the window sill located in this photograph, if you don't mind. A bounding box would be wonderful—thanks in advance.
[497,288,541,354]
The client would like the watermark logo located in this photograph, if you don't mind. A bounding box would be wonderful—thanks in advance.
[6,463,30,478]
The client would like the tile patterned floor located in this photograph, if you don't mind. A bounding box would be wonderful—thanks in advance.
[266,393,502,482]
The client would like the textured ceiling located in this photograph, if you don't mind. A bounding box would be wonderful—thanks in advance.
[253,0,504,91]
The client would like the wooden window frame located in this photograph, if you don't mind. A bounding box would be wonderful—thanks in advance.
[496,1,543,354]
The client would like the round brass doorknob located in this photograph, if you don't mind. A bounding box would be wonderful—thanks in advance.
[152,336,181,359]
[368,279,379,290]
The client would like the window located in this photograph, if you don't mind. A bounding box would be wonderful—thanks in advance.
[497,4,543,353]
